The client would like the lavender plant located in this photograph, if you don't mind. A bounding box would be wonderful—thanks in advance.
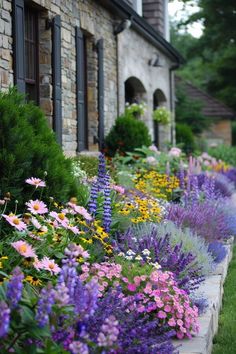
[129,221,213,275]
[208,241,227,264]
[167,201,231,242]
[114,224,211,292]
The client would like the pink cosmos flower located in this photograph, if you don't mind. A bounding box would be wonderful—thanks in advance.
[39,257,61,275]
[74,206,92,221]
[26,199,48,215]
[3,214,27,231]
[25,177,46,188]
[31,217,42,229]
[11,240,37,258]
[110,184,125,194]
[49,211,69,227]
[67,225,80,234]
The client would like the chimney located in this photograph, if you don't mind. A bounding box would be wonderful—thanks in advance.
[143,0,169,39]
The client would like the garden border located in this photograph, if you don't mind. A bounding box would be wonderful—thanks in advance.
[173,237,234,354]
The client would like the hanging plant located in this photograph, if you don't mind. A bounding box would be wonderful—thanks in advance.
[152,107,171,125]
[125,102,146,119]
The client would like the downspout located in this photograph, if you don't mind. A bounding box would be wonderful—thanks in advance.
[169,62,180,145]
[115,35,120,117]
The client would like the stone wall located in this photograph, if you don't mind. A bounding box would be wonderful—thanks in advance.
[0,0,118,156]
[0,0,13,89]
[118,27,172,148]
[202,119,232,147]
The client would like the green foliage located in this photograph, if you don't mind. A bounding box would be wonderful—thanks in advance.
[175,82,211,135]
[0,88,78,206]
[208,145,236,166]
[232,122,236,146]
[176,123,196,154]
[72,155,99,178]
[105,114,152,157]
[170,0,236,111]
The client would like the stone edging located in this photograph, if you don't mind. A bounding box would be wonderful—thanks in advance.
[173,237,234,354]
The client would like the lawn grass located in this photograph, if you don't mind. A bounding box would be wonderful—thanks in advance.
[212,244,236,354]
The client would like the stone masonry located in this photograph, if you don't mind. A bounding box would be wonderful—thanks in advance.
[0,0,179,155]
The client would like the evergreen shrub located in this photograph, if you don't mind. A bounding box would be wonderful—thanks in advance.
[176,123,196,153]
[105,114,152,156]
[0,88,78,206]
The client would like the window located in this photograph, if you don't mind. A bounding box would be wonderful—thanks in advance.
[24,6,39,103]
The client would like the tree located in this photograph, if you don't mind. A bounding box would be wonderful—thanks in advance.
[170,0,236,111]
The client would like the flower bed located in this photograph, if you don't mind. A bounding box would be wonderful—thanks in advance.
[0,147,235,353]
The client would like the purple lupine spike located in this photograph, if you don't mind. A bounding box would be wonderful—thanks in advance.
[191,175,199,205]
[58,244,80,299]
[0,301,10,337]
[97,153,107,192]
[88,180,99,216]
[179,160,185,190]
[36,284,55,327]
[103,173,112,233]
[6,267,24,309]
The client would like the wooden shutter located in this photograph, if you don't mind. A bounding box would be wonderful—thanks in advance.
[52,15,62,145]
[75,27,87,152]
[97,38,104,151]
[13,0,25,93]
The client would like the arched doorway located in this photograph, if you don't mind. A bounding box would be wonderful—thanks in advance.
[153,89,167,148]
[125,77,147,105]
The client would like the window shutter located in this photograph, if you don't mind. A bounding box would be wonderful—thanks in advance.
[97,38,104,151]
[52,15,62,145]
[13,0,25,93]
[75,27,87,152]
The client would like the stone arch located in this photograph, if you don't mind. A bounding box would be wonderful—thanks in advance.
[153,89,167,148]
[153,89,167,109]
[125,76,147,105]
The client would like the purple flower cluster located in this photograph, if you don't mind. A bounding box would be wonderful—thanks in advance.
[0,301,10,338]
[115,228,204,292]
[6,267,24,309]
[208,241,227,264]
[97,315,119,347]
[87,289,177,354]
[88,153,112,233]
[167,201,230,242]
[103,173,112,233]
[35,285,55,327]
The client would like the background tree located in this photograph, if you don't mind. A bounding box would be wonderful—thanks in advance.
[170,0,236,110]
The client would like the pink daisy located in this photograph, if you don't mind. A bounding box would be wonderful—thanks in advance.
[39,257,61,275]
[25,177,46,188]
[74,206,92,221]
[26,199,48,215]
[11,240,37,258]
[49,211,69,227]
[3,214,27,231]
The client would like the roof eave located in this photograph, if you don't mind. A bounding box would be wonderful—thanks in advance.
[99,0,184,65]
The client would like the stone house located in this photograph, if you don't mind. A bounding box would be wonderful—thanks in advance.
[0,0,182,155]
[175,76,235,147]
